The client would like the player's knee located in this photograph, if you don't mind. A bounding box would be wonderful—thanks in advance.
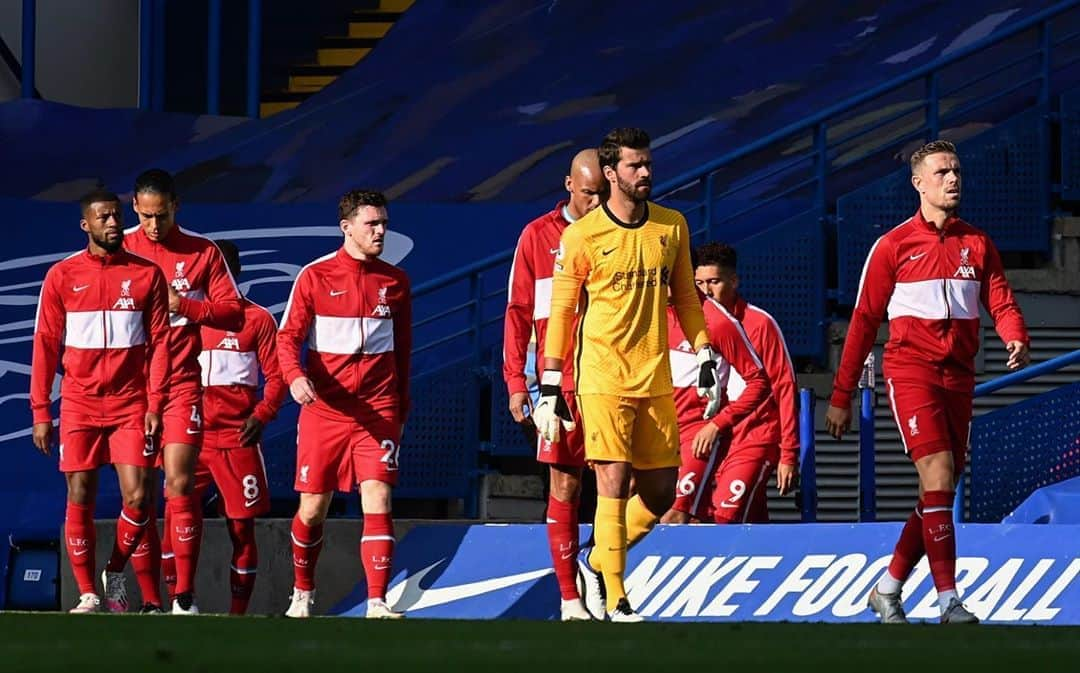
[549,468,582,502]
[165,473,193,497]
[359,480,392,514]
[296,498,329,526]
[65,475,95,505]
[122,489,150,512]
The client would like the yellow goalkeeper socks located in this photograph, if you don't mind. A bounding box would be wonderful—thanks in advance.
[625,494,659,549]
[591,496,628,613]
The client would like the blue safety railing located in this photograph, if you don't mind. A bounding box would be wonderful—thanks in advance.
[798,388,817,523]
[855,349,1080,523]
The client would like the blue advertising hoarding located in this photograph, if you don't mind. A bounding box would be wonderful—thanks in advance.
[332,523,1080,624]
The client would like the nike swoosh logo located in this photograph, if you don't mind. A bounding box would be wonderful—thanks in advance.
[909,252,927,261]
[73,285,90,292]
[560,551,576,560]
[71,549,88,556]
[549,248,560,255]
[719,502,739,508]
[330,290,347,296]
[186,428,200,435]
[384,560,552,612]
[602,248,616,256]
[244,499,260,508]
[374,564,391,571]
[933,534,952,542]
[178,535,195,543]
[142,448,156,457]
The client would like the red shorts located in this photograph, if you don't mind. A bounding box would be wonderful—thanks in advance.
[59,404,156,473]
[884,376,973,472]
[195,429,270,518]
[535,392,586,467]
[670,421,726,521]
[161,383,203,448]
[712,446,775,523]
[295,408,401,493]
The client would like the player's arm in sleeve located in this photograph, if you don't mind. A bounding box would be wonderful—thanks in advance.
[534,225,588,441]
[277,268,317,405]
[252,308,288,425]
[144,267,172,417]
[174,246,243,331]
[669,216,709,350]
[761,316,800,466]
[827,236,896,437]
[393,274,413,425]
[980,238,1030,370]
[503,229,536,400]
[30,267,64,427]
[705,303,771,435]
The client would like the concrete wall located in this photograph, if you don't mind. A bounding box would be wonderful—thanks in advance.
[59,518,426,616]
[0,0,138,107]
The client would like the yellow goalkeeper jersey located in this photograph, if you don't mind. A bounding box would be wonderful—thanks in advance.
[545,201,709,397]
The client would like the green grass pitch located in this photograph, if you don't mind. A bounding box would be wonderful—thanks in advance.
[2,613,1079,672]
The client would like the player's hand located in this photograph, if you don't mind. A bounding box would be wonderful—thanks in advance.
[531,370,575,443]
[1005,340,1030,370]
[776,462,798,496]
[167,286,182,313]
[509,391,533,424]
[824,404,851,439]
[290,376,317,405]
[691,422,722,459]
[31,422,53,455]
[239,416,265,446]
[695,345,722,419]
[144,412,162,437]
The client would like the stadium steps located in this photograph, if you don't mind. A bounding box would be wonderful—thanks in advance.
[780,326,1080,523]
[260,1,414,118]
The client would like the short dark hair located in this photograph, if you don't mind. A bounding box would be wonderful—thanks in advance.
[599,127,651,172]
[339,189,388,220]
[134,168,178,202]
[215,239,241,278]
[910,139,958,173]
[79,187,120,216]
[694,242,737,272]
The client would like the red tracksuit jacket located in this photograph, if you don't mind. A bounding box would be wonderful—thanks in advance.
[31,249,170,422]
[669,300,771,436]
[277,248,412,422]
[199,298,288,434]
[728,297,800,466]
[503,202,576,395]
[124,225,243,388]
[832,210,1028,407]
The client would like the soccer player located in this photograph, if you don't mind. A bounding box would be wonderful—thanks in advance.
[279,189,412,619]
[662,242,792,525]
[30,189,170,613]
[124,168,244,614]
[504,149,605,621]
[189,240,287,614]
[533,128,722,622]
[826,140,1029,624]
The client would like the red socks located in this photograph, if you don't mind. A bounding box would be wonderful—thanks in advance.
[887,500,925,584]
[105,505,149,573]
[65,502,96,595]
[361,513,395,601]
[922,490,957,593]
[227,518,258,615]
[130,520,163,607]
[545,495,580,600]
[167,495,202,596]
[291,516,324,591]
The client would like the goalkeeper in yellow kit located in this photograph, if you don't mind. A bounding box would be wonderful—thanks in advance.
[533,127,722,622]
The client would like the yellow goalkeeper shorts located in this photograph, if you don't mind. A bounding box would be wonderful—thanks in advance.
[576,394,680,469]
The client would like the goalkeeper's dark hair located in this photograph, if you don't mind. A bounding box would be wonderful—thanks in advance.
[79,187,120,216]
[599,127,651,172]
[134,168,178,203]
[694,242,737,272]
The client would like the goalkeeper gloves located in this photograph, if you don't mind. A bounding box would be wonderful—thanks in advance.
[695,345,722,419]
[531,370,575,442]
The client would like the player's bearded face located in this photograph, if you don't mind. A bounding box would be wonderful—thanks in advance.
[342,205,389,258]
[614,148,652,203]
[83,201,124,253]
[916,152,962,212]
[133,192,177,242]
